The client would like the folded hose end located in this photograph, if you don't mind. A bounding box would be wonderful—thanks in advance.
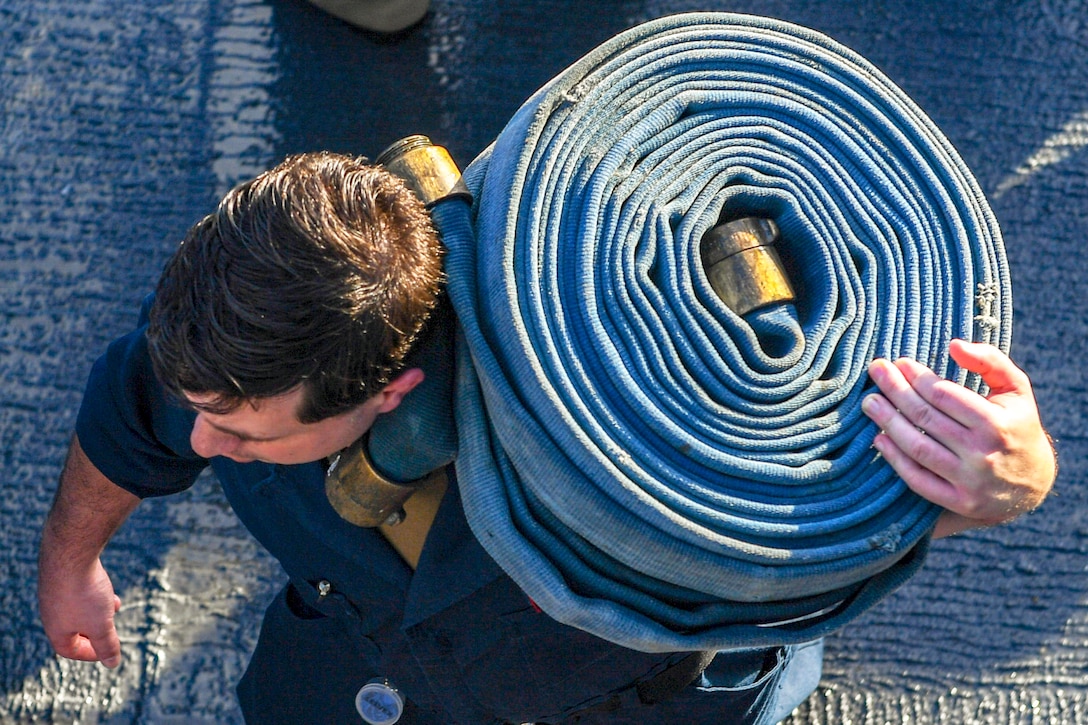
[700,217,796,316]
[377,135,472,207]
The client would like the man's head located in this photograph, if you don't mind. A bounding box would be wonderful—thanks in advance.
[147,152,443,444]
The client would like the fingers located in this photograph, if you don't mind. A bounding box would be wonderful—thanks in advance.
[53,633,105,663]
[878,355,999,430]
[863,393,961,494]
[864,357,983,461]
[92,632,123,669]
[869,429,956,503]
[52,628,121,668]
[863,352,983,502]
[46,596,123,669]
[91,595,123,668]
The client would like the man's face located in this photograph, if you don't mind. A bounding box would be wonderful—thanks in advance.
[185,387,383,465]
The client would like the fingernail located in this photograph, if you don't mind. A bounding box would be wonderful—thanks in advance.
[102,656,121,669]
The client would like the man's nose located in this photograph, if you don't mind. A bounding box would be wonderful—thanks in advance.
[190,415,238,458]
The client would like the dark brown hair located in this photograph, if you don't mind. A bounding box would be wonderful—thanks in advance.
[147,152,443,423]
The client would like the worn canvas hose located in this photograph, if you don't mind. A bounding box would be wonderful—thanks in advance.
[436,12,1010,652]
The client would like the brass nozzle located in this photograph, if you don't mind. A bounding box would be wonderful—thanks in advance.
[700,217,795,316]
[376,135,471,207]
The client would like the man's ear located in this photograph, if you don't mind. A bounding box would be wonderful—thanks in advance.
[376,368,425,414]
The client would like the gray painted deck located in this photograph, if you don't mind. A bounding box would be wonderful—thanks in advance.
[2,1,1085,722]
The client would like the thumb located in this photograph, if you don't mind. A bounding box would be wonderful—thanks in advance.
[91,634,122,669]
[91,597,123,669]
[949,339,1031,400]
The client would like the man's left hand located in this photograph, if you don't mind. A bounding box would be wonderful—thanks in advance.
[862,339,1056,538]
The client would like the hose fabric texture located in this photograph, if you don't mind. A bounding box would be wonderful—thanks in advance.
[437,12,1011,653]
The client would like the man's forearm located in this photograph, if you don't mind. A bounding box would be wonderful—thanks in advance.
[932,510,988,539]
[38,434,142,667]
[40,434,140,570]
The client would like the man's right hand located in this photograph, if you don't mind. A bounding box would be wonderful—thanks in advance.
[38,435,140,669]
[38,555,123,668]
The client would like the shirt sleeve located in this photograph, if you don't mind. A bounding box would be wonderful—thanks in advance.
[75,297,208,498]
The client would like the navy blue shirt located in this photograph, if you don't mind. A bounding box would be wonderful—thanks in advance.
[75,302,812,724]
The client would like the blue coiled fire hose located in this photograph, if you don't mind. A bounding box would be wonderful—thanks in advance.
[406,12,1011,653]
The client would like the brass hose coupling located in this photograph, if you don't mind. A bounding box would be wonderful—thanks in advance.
[375,135,471,207]
[323,136,467,529]
[325,434,419,527]
[700,217,795,316]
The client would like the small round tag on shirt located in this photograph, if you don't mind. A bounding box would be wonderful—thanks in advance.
[355,678,404,724]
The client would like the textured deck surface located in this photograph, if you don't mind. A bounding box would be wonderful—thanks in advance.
[2,1,1086,722]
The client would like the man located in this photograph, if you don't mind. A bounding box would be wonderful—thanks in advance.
[38,152,1056,724]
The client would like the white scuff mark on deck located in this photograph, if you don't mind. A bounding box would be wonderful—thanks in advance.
[994,109,1088,198]
[209,0,281,195]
